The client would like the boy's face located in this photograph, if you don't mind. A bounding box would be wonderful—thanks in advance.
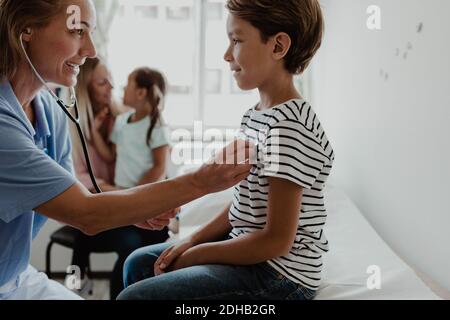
[224,14,276,91]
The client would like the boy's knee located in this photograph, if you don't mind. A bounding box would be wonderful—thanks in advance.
[116,285,135,300]
[122,248,158,287]
[116,282,159,300]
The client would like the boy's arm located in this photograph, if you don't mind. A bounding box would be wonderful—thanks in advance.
[189,202,233,245]
[156,202,232,273]
[171,177,302,269]
[137,145,169,185]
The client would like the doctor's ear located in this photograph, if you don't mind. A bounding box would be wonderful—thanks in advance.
[272,32,292,60]
[21,28,33,41]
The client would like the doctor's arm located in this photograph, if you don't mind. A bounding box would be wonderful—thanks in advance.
[36,141,253,236]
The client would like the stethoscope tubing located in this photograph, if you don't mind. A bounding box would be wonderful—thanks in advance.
[20,32,102,194]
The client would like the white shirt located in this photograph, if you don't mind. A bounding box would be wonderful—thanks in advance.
[111,111,171,188]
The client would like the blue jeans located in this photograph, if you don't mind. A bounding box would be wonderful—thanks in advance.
[117,242,316,300]
[70,226,168,299]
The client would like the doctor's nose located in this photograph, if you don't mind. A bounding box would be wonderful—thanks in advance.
[80,33,97,59]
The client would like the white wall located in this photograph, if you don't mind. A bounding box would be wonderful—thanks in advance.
[311,0,450,292]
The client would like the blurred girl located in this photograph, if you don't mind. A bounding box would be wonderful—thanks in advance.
[109,67,171,189]
[71,59,169,299]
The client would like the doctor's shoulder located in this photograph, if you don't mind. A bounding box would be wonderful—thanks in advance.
[0,93,28,128]
[0,84,16,114]
[0,94,8,111]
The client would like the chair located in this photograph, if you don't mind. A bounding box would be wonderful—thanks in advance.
[46,226,99,295]
[46,223,174,298]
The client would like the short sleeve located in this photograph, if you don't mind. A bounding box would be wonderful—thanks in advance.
[260,120,330,189]
[149,125,171,150]
[0,115,76,223]
[110,118,120,144]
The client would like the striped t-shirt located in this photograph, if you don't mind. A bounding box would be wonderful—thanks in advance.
[228,99,335,290]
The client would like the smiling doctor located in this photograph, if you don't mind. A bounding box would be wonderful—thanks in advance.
[0,0,252,300]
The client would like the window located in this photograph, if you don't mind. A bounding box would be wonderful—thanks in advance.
[203,0,259,128]
[166,6,191,20]
[106,0,311,131]
[205,69,222,94]
[134,5,158,19]
[108,0,197,127]
[206,1,223,20]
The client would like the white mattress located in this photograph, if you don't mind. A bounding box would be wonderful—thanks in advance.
[178,185,440,300]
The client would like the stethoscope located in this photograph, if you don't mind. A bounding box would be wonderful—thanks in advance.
[20,33,102,193]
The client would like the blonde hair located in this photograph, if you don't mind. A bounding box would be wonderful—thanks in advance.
[71,57,124,160]
[0,0,65,79]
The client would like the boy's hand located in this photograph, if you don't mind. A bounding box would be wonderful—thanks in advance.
[154,237,196,275]
[135,207,180,231]
[166,251,196,272]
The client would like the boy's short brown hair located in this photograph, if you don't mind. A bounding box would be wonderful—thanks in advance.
[226,0,324,74]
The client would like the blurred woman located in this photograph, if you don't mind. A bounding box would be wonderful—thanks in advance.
[70,58,169,299]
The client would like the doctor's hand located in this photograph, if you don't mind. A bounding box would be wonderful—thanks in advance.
[191,139,255,194]
[134,207,180,231]
[154,237,196,276]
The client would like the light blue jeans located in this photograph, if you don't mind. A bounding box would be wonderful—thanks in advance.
[117,242,316,300]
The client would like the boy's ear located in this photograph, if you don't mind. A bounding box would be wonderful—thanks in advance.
[272,32,291,60]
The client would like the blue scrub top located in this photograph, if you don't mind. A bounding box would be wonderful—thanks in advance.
[0,81,76,287]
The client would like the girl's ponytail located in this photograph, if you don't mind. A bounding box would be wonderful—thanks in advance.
[133,68,167,146]
[146,84,165,146]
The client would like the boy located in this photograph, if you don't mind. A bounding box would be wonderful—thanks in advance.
[118,0,334,300]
